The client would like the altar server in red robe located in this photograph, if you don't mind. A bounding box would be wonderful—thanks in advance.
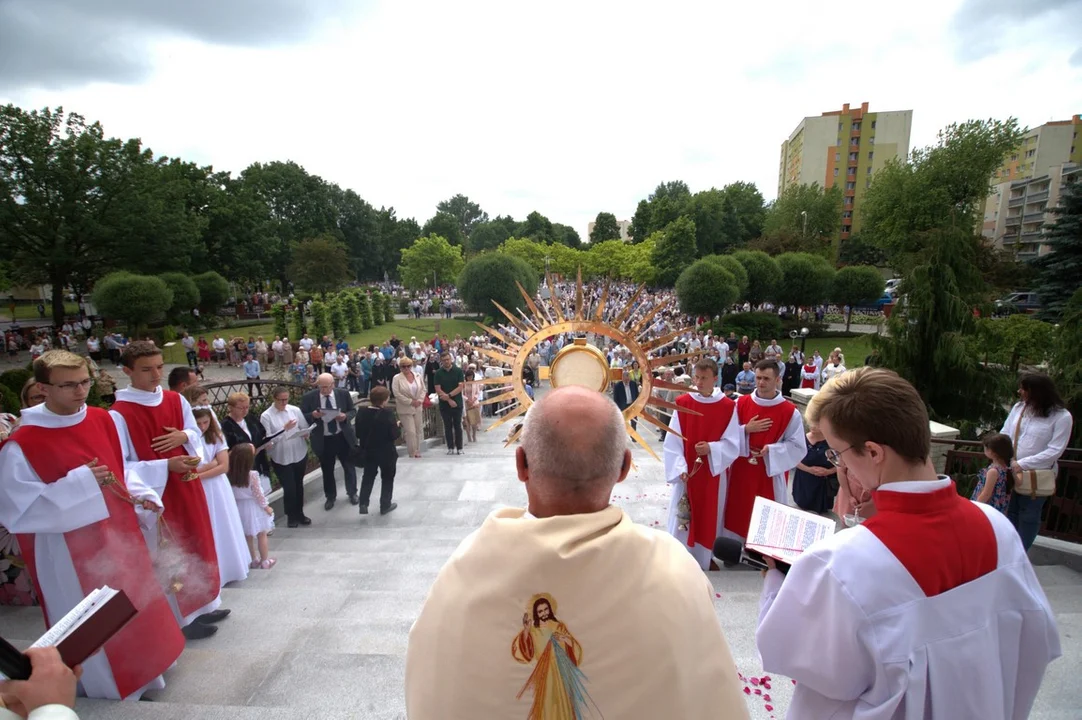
[0,351,186,699]
[757,367,1060,718]
[724,359,805,540]
[109,341,229,640]
[662,358,742,569]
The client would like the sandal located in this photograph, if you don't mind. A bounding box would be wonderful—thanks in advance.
[260,558,277,570]
[249,560,260,569]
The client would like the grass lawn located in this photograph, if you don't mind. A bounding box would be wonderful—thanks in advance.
[160,317,485,365]
[5,302,80,321]
[802,334,876,365]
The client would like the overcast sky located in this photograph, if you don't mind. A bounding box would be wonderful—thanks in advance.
[2,0,1080,238]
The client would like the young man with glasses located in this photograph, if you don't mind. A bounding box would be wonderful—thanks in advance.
[756,367,1060,718]
[110,341,230,640]
[722,359,806,542]
[0,350,187,699]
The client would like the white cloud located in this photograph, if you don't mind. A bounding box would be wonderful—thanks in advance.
[2,0,1080,240]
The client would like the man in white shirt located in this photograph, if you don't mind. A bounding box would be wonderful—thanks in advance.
[757,367,1060,718]
[299,334,314,352]
[0,647,80,720]
[331,354,350,387]
[211,336,226,367]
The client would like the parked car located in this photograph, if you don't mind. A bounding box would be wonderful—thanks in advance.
[875,293,895,309]
[994,291,1041,315]
[884,278,902,293]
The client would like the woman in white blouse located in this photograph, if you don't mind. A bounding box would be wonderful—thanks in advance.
[1001,372,1074,550]
[260,387,310,528]
[392,357,427,458]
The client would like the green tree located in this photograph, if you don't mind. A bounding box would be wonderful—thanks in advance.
[775,253,835,308]
[973,313,1055,372]
[861,118,1025,272]
[343,291,362,333]
[1033,178,1082,322]
[702,254,749,301]
[329,295,346,339]
[650,216,698,287]
[92,272,173,337]
[676,261,739,320]
[370,291,385,326]
[762,182,843,245]
[629,181,691,242]
[458,254,539,320]
[684,189,727,256]
[157,272,200,323]
[421,211,465,247]
[837,233,888,266]
[436,194,488,241]
[1050,289,1082,444]
[625,238,658,285]
[0,105,158,325]
[289,235,352,297]
[722,181,767,243]
[310,299,329,339]
[290,304,305,340]
[356,291,374,330]
[583,240,630,279]
[732,250,782,306]
[520,211,554,243]
[192,271,230,315]
[875,226,1007,424]
[832,266,885,330]
[469,218,516,253]
[590,212,622,243]
[382,292,394,323]
[552,223,582,249]
[398,234,465,289]
[271,302,289,339]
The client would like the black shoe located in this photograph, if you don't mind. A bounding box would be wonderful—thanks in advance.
[195,609,231,624]
[380,502,398,516]
[299,516,312,526]
[287,521,299,528]
[349,494,359,506]
[182,622,217,640]
[358,505,369,515]
[324,499,335,511]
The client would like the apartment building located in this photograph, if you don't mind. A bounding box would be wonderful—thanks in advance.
[777,102,913,240]
[983,162,1080,259]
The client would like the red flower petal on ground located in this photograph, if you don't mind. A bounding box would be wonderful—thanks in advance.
[754,688,762,695]
[750,677,760,686]
[743,687,751,695]
[765,705,774,712]
[715,592,721,598]
[763,694,771,702]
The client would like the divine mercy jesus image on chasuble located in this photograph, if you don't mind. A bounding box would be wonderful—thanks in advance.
[511,593,602,719]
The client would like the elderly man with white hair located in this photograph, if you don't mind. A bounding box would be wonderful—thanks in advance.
[406,386,749,719]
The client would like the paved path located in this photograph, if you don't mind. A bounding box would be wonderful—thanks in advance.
[0,417,1078,719]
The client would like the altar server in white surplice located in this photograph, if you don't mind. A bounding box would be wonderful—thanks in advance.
[757,368,1060,719]
[406,386,749,720]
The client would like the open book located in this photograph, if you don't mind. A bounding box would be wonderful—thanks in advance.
[745,496,836,564]
[0,586,136,681]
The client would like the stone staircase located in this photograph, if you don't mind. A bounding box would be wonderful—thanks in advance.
[1,422,1079,719]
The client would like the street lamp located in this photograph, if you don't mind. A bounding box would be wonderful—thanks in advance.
[800,210,808,239]
[790,326,810,354]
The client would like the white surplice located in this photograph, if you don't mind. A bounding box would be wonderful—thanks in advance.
[662,388,742,568]
[196,436,250,586]
[0,706,78,720]
[0,404,166,700]
[109,386,221,626]
[735,391,805,515]
[756,481,1061,719]
[406,506,750,719]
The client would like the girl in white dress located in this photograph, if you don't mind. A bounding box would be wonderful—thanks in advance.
[228,443,276,570]
[186,390,251,586]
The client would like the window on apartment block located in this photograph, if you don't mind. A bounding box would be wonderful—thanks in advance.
[835,152,840,162]
[867,167,872,174]
[849,152,858,162]
[852,122,860,131]
[871,120,876,129]
[1026,149,1036,158]
[834,168,839,177]
[866,180,871,188]
[846,182,856,191]
[868,151,874,160]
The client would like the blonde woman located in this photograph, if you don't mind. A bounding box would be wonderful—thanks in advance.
[391,357,427,458]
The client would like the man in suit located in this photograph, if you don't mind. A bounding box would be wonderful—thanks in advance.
[612,367,640,430]
[301,373,358,510]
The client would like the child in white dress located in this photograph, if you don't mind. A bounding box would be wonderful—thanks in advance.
[227,443,277,570]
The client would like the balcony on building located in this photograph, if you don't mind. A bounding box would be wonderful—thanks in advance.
[1008,195,1025,207]
[1026,190,1049,203]
[1023,212,1045,223]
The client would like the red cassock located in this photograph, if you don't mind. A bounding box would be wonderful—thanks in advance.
[13,408,185,699]
[112,391,219,617]
[675,393,736,551]
[724,394,796,539]
[801,363,819,389]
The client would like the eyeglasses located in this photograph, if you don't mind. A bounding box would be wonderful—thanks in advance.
[43,379,94,392]
[825,446,854,467]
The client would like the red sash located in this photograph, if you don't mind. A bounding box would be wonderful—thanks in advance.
[112,392,219,616]
[801,364,818,389]
[724,394,796,539]
[676,393,736,550]
[13,408,184,698]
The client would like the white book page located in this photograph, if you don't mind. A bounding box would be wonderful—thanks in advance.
[745,497,835,563]
[30,586,116,649]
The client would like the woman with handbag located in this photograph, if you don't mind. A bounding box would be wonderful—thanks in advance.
[392,357,427,458]
[355,386,400,516]
[1001,372,1074,551]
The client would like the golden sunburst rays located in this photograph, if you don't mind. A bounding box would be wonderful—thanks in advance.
[473,270,699,456]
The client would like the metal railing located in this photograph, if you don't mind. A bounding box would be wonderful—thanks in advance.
[938,438,1082,543]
